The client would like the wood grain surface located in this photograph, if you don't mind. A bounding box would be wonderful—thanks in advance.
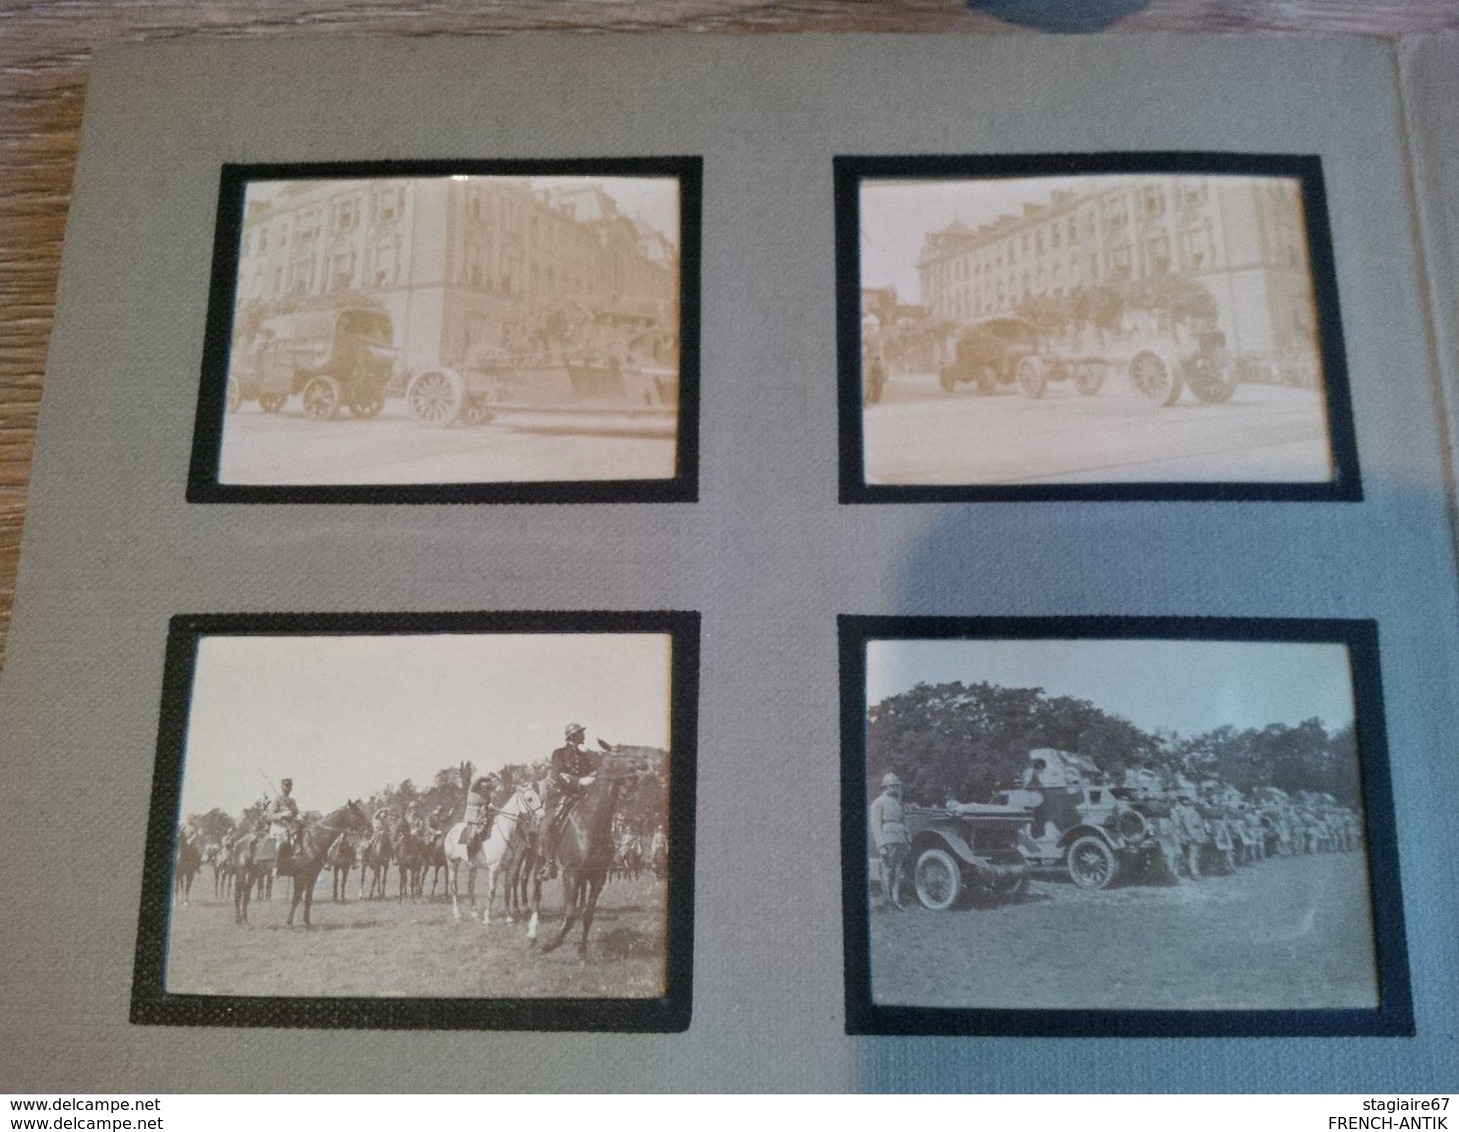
[2,1,1457,668]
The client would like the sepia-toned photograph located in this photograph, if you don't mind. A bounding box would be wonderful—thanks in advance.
[190,160,699,503]
[132,611,697,1031]
[837,155,1359,501]
[840,617,1410,1036]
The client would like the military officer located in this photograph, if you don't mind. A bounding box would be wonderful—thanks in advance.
[869,772,911,910]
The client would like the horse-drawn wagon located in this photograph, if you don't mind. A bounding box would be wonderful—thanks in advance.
[893,801,1030,911]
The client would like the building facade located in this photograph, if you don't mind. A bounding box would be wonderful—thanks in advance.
[916,177,1318,357]
[235,177,678,375]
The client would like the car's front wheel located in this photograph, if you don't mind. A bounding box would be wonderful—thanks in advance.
[1066,835,1119,890]
[913,847,962,911]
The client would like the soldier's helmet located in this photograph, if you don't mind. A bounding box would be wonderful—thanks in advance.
[281,778,293,789]
[565,722,586,740]
[881,772,903,788]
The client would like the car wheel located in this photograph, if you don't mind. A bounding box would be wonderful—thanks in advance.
[226,377,242,414]
[913,847,962,911]
[1066,835,1119,890]
[939,368,957,394]
[301,376,341,421]
[463,395,496,425]
[258,391,287,414]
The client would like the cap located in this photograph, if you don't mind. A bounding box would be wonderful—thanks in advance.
[881,772,903,788]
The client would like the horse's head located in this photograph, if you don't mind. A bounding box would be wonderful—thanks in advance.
[516,782,544,815]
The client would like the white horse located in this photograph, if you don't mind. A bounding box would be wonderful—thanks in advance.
[444,783,544,925]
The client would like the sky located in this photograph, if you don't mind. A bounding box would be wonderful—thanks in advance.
[866,637,1354,739]
[247,176,679,247]
[178,633,673,819]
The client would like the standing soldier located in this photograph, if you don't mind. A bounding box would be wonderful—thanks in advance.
[1171,794,1206,880]
[869,772,911,911]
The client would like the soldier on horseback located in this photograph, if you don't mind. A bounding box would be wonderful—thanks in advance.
[541,722,601,878]
[463,771,502,854]
[267,778,303,871]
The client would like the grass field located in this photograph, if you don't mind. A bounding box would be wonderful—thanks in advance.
[166,867,668,999]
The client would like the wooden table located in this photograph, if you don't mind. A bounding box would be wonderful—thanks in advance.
[3,0,1456,666]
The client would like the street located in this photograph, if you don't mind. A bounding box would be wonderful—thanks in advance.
[863,373,1333,485]
[218,399,678,485]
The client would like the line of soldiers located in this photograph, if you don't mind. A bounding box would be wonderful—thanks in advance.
[1124,776,1364,882]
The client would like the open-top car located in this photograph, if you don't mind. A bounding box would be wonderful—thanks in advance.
[895,801,1030,911]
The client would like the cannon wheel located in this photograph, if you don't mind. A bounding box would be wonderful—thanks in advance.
[407,367,467,427]
[1066,835,1119,890]
[258,391,287,413]
[1016,356,1047,399]
[913,847,962,911]
[226,377,242,414]
[301,375,341,421]
[1129,349,1184,406]
[1075,363,1105,396]
[939,367,957,394]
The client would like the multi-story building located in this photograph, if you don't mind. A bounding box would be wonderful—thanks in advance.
[916,177,1317,357]
[235,177,677,374]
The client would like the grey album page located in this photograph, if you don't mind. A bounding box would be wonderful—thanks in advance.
[1,34,1456,1091]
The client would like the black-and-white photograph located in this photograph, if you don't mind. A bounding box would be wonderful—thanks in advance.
[190,160,699,504]
[132,612,697,1031]
[840,617,1410,1036]
[837,155,1358,501]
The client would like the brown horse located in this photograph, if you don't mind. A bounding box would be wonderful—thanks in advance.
[392,819,428,902]
[535,751,652,959]
[275,801,374,927]
[359,823,393,901]
[230,831,270,925]
[326,832,356,902]
[174,832,202,906]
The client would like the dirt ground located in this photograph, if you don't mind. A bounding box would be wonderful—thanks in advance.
[869,851,1378,1010]
[165,869,668,1000]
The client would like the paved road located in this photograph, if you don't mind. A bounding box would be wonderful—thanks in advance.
[218,400,677,485]
[864,373,1333,486]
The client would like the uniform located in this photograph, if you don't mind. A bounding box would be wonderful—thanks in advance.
[869,776,911,909]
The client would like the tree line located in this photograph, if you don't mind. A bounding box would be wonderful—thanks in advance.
[868,681,1360,808]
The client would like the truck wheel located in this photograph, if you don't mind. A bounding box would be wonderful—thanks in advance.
[1066,835,1119,890]
[1129,349,1183,406]
[1186,359,1238,404]
[1075,363,1105,396]
[301,376,341,421]
[913,848,962,911]
[1016,357,1047,399]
